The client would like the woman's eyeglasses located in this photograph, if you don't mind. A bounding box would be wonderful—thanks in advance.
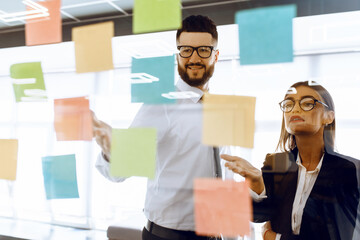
[279,96,329,113]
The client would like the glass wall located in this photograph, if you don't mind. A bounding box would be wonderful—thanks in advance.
[0,10,359,239]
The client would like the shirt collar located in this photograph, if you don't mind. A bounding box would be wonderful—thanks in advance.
[296,153,324,173]
[176,78,204,103]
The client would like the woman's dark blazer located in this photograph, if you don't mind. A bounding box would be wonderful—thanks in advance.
[253,148,360,240]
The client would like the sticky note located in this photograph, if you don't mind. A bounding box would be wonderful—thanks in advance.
[10,62,47,102]
[25,0,62,46]
[0,139,18,181]
[131,55,175,104]
[72,21,114,73]
[236,4,296,65]
[54,97,93,141]
[202,94,256,148]
[194,179,252,237]
[133,0,181,34]
[110,128,157,179]
[42,154,79,200]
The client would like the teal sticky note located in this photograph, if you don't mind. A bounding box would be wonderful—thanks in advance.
[236,4,296,65]
[131,55,175,104]
[133,0,181,34]
[110,128,157,179]
[10,62,47,102]
[42,154,79,200]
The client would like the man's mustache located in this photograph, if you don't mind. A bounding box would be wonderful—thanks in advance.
[185,63,206,68]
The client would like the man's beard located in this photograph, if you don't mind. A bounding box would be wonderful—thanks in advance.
[178,63,215,87]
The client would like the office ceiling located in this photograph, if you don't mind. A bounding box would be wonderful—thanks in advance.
[0,0,132,30]
[0,0,359,48]
[0,0,247,30]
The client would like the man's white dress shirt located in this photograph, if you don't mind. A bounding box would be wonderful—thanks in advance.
[96,79,231,231]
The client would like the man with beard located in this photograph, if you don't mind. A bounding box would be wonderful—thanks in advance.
[93,15,225,240]
[176,15,218,90]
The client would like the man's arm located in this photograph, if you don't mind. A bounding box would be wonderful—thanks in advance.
[92,111,112,162]
[92,105,169,182]
[92,111,125,182]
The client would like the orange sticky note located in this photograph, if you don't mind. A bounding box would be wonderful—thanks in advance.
[25,0,62,46]
[194,179,252,237]
[202,94,256,148]
[0,139,18,181]
[54,97,93,141]
[72,21,114,73]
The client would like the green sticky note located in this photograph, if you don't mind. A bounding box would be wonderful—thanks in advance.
[133,0,181,34]
[131,55,175,104]
[236,4,296,65]
[42,154,79,200]
[10,62,47,102]
[110,128,157,179]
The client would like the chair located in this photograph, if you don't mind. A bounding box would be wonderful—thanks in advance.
[107,226,142,240]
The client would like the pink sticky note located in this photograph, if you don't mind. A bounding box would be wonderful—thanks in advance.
[194,179,252,237]
[25,0,62,46]
[54,97,93,141]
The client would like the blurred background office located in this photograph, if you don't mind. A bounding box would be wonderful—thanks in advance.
[0,0,360,239]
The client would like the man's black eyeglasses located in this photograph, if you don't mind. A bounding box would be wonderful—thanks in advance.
[279,96,329,113]
[177,46,215,58]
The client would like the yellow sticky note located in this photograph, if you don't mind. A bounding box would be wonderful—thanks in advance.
[72,21,114,73]
[194,179,252,237]
[0,139,18,180]
[202,94,256,148]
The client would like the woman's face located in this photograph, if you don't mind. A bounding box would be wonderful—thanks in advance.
[284,86,330,136]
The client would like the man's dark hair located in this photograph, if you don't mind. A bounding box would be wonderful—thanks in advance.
[176,15,218,44]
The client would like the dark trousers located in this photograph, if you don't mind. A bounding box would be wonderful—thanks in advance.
[142,225,221,240]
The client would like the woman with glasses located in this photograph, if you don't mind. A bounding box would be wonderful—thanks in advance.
[221,81,359,240]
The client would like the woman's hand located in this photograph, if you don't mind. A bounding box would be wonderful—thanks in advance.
[92,111,112,162]
[262,221,277,240]
[221,154,265,194]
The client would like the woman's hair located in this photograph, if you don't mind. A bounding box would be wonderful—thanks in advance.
[276,81,336,152]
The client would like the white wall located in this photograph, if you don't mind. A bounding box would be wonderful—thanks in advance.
[0,10,359,237]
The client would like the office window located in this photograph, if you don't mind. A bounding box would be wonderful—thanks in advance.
[0,10,359,240]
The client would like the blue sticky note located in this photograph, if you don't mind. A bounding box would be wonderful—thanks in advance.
[42,154,79,200]
[236,4,296,65]
[131,55,175,104]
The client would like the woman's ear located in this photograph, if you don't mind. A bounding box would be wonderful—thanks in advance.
[324,110,335,125]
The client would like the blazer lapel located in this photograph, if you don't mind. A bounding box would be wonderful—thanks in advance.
[271,151,299,235]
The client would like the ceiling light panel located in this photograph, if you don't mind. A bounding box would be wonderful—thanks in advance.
[62,1,126,19]
[0,0,49,23]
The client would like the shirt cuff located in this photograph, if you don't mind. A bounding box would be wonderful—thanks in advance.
[95,152,125,182]
[249,188,267,202]
[95,152,110,167]
[275,233,282,240]
[101,151,110,162]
